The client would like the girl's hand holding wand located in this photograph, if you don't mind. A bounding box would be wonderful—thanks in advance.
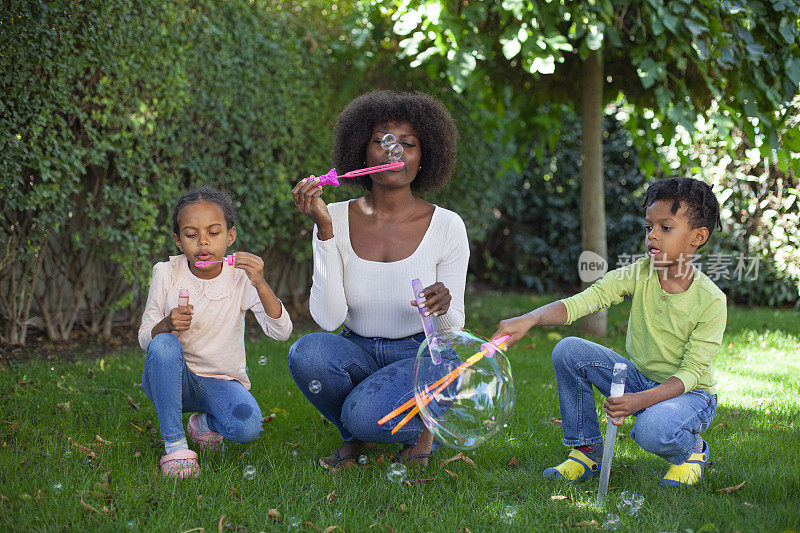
[233,251,283,319]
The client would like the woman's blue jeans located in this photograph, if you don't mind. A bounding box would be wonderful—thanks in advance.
[552,336,717,465]
[287,328,439,450]
[141,333,263,444]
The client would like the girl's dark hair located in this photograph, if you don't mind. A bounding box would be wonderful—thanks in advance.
[641,178,722,248]
[172,186,237,235]
[332,90,458,193]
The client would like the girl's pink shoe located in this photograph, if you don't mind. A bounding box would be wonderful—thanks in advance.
[159,449,200,478]
[187,413,224,451]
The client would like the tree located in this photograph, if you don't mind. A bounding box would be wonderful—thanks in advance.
[350,0,800,334]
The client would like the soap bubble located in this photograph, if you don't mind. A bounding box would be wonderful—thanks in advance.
[258,356,267,366]
[243,465,256,480]
[380,133,396,150]
[387,143,404,162]
[501,505,517,524]
[617,491,644,516]
[52,482,63,491]
[308,380,322,394]
[412,328,515,450]
[386,462,407,483]
[358,455,368,465]
[604,513,620,530]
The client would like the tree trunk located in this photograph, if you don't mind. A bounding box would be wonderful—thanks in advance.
[579,50,607,337]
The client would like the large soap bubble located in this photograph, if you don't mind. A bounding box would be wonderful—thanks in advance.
[412,328,515,450]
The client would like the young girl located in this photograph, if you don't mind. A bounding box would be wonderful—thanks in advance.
[138,187,292,478]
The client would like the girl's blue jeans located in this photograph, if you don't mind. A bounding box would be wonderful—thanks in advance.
[141,333,263,444]
[552,336,717,465]
[287,328,439,451]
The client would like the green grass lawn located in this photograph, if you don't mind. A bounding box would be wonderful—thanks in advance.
[1,292,798,532]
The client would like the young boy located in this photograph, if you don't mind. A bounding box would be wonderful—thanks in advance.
[491,177,726,487]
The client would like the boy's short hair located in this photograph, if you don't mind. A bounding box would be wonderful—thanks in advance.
[641,178,722,247]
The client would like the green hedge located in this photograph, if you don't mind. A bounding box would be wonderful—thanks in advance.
[1,1,796,344]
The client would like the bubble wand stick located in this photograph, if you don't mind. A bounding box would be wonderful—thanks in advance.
[194,254,235,268]
[597,363,628,504]
[314,162,405,187]
[378,334,510,434]
[315,132,406,186]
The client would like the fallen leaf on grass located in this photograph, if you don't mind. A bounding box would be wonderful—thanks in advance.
[95,435,112,446]
[439,452,476,468]
[262,413,277,423]
[715,481,746,494]
[551,495,571,502]
[323,527,343,533]
[326,491,338,502]
[459,528,472,533]
[68,438,97,459]
[443,468,457,478]
[401,477,442,485]
[133,451,141,459]
[179,528,205,533]
[0,494,8,502]
[80,499,111,518]
[386,527,395,533]
[399,503,408,514]
[304,521,323,532]
[729,409,741,419]
[743,501,754,508]
[56,380,68,391]
[711,422,728,431]
[267,509,281,521]
[227,488,238,500]
[126,396,139,411]
[57,401,70,411]
[507,457,518,467]
[130,422,144,432]
[217,515,225,533]
[548,417,562,426]
[440,452,464,466]
[575,519,599,528]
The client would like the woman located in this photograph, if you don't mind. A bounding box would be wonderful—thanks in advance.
[289,90,468,470]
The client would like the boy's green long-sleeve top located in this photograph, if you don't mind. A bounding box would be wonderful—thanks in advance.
[560,257,727,394]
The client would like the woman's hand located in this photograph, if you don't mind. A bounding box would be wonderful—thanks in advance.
[292,176,333,238]
[234,252,268,290]
[488,314,537,347]
[410,282,451,317]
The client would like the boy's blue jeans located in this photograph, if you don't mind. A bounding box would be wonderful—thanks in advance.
[141,333,263,444]
[552,336,717,465]
[287,328,438,451]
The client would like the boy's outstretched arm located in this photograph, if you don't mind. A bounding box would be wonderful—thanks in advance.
[603,377,685,426]
[489,301,568,346]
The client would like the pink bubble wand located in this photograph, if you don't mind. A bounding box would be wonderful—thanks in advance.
[194,254,235,268]
[314,161,405,187]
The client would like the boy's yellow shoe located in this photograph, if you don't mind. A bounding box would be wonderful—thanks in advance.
[660,440,709,487]
[542,448,599,481]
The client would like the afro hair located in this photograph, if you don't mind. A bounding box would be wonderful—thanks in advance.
[331,90,458,194]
